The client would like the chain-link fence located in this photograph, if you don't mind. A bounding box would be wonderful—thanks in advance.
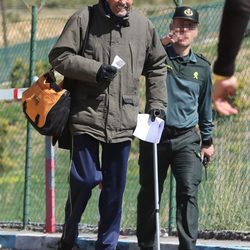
[0,1,249,236]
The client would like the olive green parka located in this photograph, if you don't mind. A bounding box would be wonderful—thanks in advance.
[49,0,167,143]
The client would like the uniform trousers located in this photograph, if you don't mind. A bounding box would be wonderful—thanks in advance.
[137,127,202,250]
[61,134,131,250]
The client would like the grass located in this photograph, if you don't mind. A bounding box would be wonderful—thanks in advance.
[0,100,249,232]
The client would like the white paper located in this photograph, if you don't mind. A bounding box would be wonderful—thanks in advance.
[112,55,126,69]
[133,114,165,144]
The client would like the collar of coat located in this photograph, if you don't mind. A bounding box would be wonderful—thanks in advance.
[101,0,130,27]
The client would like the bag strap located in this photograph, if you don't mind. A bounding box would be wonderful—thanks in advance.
[47,6,93,89]
[79,6,93,56]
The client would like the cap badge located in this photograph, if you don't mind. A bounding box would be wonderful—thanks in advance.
[184,9,193,16]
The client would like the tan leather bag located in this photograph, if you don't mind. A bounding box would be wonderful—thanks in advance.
[22,70,71,137]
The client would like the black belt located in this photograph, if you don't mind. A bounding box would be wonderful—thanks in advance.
[162,125,195,138]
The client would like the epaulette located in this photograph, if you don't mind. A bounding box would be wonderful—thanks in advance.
[196,53,211,65]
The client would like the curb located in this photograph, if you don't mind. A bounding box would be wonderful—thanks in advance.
[0,231,250,250]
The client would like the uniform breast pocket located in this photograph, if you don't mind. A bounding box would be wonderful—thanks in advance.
[120,95,139,130]
[179,79,201,106]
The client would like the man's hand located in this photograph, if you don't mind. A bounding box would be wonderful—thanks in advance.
[201,144,214,162]
[213,75,239,116]
[149,109,165,122]
[96,64,117,85]
[161,25,180,46]
[161,34,175,46]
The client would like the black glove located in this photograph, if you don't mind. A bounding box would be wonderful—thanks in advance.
[149,109,166,122]
[96,64,117,85]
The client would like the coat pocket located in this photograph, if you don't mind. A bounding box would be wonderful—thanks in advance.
[70,93,106,128]
[120,94,139,130]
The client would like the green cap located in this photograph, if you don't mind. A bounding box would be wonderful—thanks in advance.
[173,6,199,23]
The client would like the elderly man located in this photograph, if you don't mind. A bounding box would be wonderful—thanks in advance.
[49,0,167,249]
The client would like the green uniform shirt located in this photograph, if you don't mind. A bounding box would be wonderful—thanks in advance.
[165,44,213,141]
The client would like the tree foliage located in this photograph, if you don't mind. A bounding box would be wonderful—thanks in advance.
[10,58,50,88]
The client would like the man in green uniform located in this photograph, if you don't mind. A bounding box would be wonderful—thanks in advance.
[136,6,214,250]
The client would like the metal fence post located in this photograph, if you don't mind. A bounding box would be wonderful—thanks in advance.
[167,0,180,236]
[0,0,8,47]
[45,136,56,233]
[168,171,176,235]
[23,4,37,229]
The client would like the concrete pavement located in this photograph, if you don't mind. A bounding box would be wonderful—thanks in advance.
[0,231,250,250]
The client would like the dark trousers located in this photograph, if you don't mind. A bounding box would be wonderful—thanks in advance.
[137,127,202,250]
[61,134,131,250]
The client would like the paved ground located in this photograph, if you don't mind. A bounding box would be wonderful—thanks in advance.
[0,231,250,250]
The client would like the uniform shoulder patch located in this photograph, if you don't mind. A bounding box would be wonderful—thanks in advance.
[196,53,211,65]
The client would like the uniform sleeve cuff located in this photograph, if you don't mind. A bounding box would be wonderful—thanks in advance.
[202,138,213,146]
